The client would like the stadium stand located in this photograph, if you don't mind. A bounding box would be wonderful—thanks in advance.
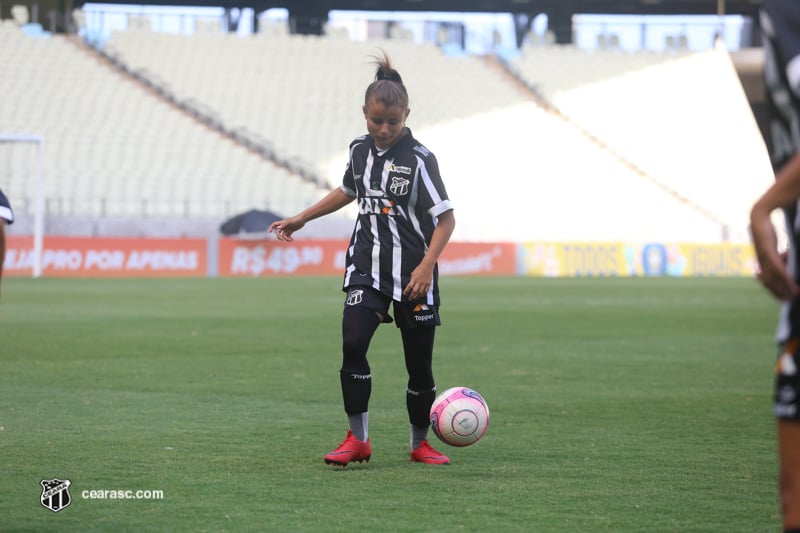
[506,40,774,243]
[102,29,528,187]
[0,18,346,237]
[0,11,775,243]
[417,101,725,243]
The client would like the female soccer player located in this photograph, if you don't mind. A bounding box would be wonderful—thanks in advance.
[751,1,800,530]
[269,51,456,466]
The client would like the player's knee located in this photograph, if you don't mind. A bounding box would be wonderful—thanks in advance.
[342,330,368,359]
[342,327,373,366]
[341,306,380,364]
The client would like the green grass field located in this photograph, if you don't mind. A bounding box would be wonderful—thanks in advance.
[0,276,784,531]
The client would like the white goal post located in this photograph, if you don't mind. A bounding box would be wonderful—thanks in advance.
[0,134,45,278]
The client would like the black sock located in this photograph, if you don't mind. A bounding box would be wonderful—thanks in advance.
[406,386,436,428]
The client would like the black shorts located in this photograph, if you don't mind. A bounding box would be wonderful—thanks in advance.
[343,285,441,329]
[776,338,800,420]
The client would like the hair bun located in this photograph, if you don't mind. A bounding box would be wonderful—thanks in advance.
[377,69,403,84]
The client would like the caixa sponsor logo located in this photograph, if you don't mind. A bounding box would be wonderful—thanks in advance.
[358,197,397,216]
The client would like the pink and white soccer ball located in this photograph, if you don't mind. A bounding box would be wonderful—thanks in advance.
[429,387,490,447]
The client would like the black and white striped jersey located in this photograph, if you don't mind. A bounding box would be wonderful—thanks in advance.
[762,0,800,342]
[0,188,13,224]
[340,129,453,305]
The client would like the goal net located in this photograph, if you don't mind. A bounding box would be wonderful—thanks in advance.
[0,134,45,278]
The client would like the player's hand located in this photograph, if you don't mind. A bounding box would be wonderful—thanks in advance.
[268,217,304,242]
[404,262,434,301]
[757,249,800,301]
[751,212,799,301]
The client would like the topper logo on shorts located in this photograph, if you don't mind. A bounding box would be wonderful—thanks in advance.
[346,289,364,306]
[41,478,72,513]
[776,384,797,417]
[412,304,435,323]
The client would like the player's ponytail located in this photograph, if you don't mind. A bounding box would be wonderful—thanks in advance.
[364,50,409,110]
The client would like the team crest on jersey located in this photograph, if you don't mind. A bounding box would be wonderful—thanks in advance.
[390,177,410,196]
[40,478,72,513]
[346,289,364,306]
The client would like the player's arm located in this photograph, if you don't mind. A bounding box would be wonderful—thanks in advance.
[0,220,6,301]
[751,153,800,300]
[404,209,455,301]
[269,188,355,242]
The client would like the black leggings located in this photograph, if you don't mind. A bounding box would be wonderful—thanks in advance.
[340,305,437,426]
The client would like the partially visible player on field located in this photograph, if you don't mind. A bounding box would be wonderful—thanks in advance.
[0,188,14,301]
[750,1,800,531]
[269,51,456,466]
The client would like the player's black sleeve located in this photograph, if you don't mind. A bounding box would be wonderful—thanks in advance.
[0,189,14,224]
